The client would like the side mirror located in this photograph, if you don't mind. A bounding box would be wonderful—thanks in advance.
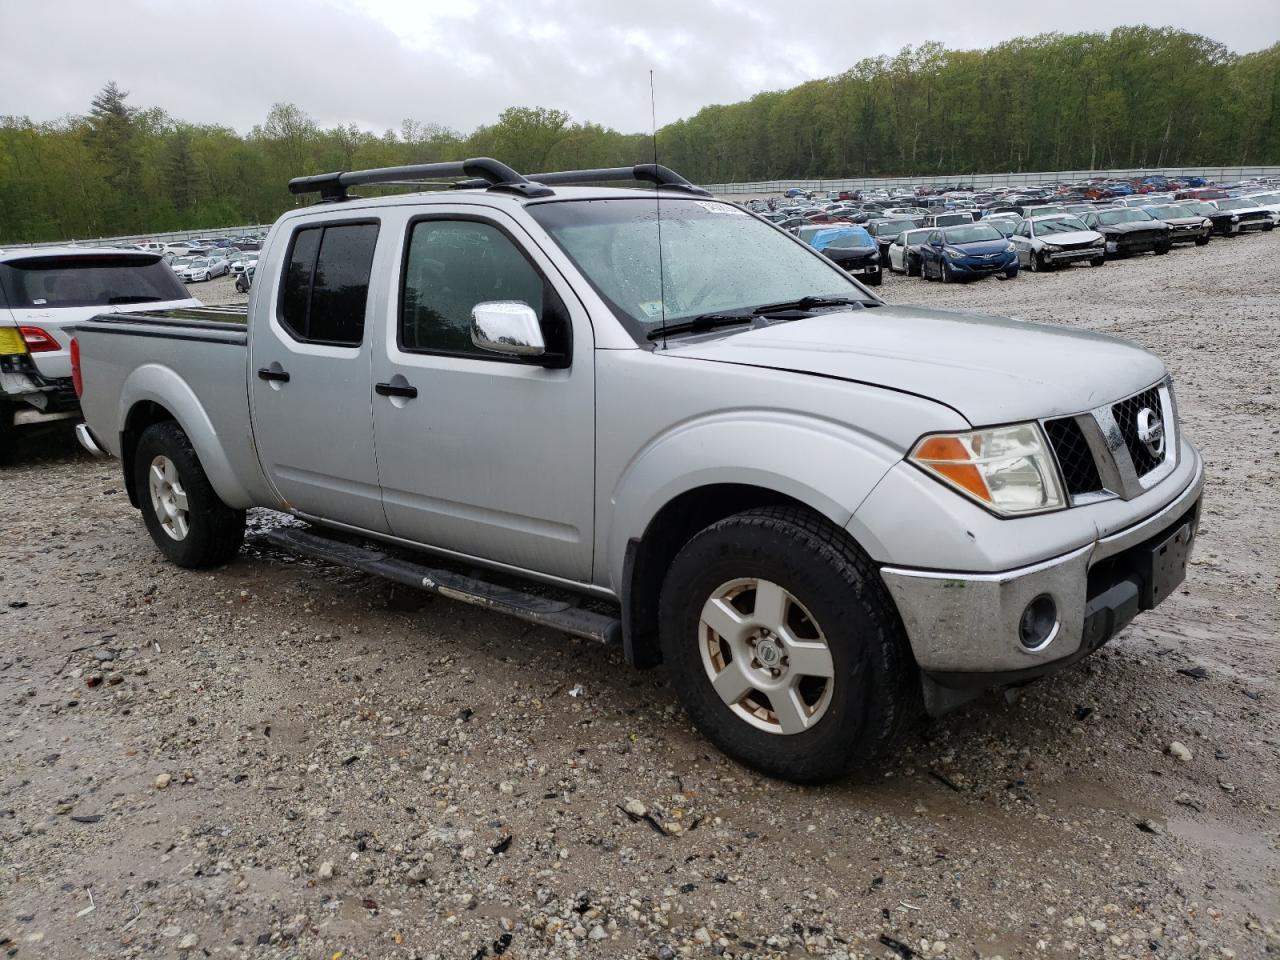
[471,301,545,358]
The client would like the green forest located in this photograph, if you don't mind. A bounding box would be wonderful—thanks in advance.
[2,26,1277,244]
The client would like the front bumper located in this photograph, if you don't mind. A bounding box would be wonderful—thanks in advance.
[880,448,1203,681]
[948,253,1017,276]
[1044,246,1103,263]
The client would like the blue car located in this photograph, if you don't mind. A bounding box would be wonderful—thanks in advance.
[919,223,1019,283]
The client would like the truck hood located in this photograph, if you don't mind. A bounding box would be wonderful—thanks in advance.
[662,305,1166,425]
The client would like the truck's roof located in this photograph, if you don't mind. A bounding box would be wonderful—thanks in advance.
[277,185,719,222]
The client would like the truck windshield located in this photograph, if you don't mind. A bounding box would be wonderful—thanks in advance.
[0,254,190,307]
[527,198,868,339]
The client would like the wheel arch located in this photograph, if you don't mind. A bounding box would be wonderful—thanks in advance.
[118,364,255,510]
[620,483,825,669]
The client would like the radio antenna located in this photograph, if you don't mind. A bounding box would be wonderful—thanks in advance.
[650,69,667,349]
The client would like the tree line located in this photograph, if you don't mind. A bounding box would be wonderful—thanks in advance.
[1,26,1276,244]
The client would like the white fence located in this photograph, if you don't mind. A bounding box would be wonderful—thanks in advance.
[703,165,1280,195]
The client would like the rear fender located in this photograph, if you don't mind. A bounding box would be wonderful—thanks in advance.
[118,363,255,509]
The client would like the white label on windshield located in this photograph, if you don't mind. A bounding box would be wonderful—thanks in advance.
[693,201,747,215]
[638,301,665,319]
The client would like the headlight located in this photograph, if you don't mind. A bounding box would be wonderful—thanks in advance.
[944,246,966,258]
[909,423,1065,516]
[1043,243,1061,252]
[1230,215,1239,222]
[1091,237,1106,246]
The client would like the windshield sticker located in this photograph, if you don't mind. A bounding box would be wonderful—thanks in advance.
[638,301,666,319]
[693,201,747,216]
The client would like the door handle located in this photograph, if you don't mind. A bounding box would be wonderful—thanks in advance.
[375,381,418,399]
[257,367,290,382]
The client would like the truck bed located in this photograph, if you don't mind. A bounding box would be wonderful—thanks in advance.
[75,302,276,511]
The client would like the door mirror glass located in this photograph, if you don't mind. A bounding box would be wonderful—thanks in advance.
[471,301,545,357]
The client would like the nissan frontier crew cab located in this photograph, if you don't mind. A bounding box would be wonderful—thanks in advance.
[71,159,1203,784]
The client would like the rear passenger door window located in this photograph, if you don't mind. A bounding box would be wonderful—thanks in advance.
[278,221,379,346]
[399,218,568,360]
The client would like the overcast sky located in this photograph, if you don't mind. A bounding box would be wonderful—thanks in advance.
[2,0,1276,135]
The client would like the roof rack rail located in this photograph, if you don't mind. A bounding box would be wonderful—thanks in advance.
[287,157,554,202]
[454,163,711,196]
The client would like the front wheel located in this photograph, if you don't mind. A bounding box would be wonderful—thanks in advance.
[1194,235,1210,246]
[1154,243,1170,255]
[1089,256,1106,267]
[658,507,918,783]
[1004,267,1018,279]
[861,270,882,287]
[133,421,246,568]
[941,260,953,283]
[906,255,920,277]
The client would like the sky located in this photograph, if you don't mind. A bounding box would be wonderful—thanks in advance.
[1,0,1277,135]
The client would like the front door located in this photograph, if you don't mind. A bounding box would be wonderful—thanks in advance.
[370,209,595,582]
[249,218,389,532]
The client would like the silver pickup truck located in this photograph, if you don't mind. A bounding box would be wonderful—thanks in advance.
[72,159,1203,783]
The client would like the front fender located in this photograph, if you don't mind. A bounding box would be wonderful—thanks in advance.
[118,363,256,509]
[603,410,904,592]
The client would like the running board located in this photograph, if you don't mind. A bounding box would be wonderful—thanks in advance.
[261,526,622,644]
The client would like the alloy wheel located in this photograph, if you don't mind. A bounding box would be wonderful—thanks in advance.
[699,578,835,735]
[148,455,190,541]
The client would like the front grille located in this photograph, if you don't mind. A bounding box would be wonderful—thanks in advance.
[1044,417,1103,496]
[1112,386,1165,476]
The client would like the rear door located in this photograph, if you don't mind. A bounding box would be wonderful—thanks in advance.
[248,218,389,533]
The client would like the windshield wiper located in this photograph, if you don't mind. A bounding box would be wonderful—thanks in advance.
[645,312,755,340]
[750,295,877,315]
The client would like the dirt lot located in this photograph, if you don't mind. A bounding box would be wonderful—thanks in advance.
[2,234,1277,960]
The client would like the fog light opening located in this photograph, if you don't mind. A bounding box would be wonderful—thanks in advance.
[1019,594,1058,651]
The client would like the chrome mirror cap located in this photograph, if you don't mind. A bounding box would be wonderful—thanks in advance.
[470,301,545,357]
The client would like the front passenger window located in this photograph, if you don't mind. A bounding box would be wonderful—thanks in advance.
[400,219,566,359]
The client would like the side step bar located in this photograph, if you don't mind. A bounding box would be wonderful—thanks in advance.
[261,526,622,645]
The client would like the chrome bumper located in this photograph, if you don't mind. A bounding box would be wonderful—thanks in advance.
[75,422,109,458]
[881,452,1204,677]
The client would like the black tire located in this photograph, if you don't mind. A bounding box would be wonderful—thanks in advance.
[1264,222,1275,232]
[1194,235,1210,246]
[1089,256,1106,267]
[1154,243,1170,255]
[906,255,920,277]
[658,507,918,784]
[1004,267,1018,279]
[133,421,245,568]
[941,260,953,283]
[861,270,882,287]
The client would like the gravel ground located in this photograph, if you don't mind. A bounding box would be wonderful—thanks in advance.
[1,233,1277,960]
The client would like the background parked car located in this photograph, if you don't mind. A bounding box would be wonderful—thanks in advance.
[1209,198,1276,233]
[919,222,1018,282]
[1140,204,1213,246]
[1010,214,1106,271]
[866,218,919,263]
[1080,208,1172,258]
[886,227,933,276]
[796,224,883,286]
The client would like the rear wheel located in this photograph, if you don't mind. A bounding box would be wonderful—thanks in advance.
[133,421,245,568]
[658,507,918,783]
